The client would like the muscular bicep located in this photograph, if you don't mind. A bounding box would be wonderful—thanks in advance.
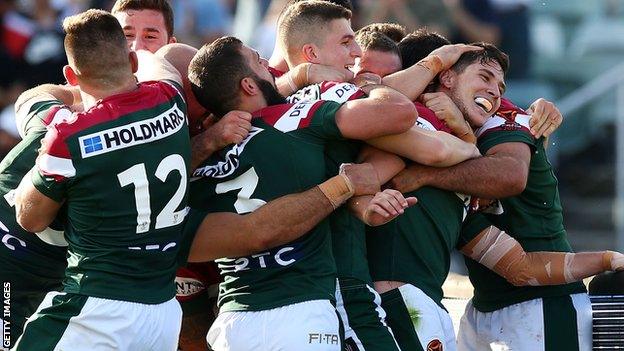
[15,170,63,233]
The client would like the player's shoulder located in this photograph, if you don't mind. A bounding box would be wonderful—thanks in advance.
[414,101,452,133]
[475,98,531,138]
[288,81,364,104]
[253,100,332,133]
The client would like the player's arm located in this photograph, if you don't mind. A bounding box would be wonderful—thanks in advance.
[460,226,624,286]
[134,49,183,86]
[366,125,480,167]
[15,84,78,112]
[188,163,380,262]
[381,44,483,101]
[348,147,416,226]
[390,141,530,198]
[15,169,63,233]
[334,84,417,140]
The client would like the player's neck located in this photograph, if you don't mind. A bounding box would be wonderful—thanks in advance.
[238,94,268,114]
[80,78,138,110]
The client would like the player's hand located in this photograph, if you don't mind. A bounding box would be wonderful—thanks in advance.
[363,189,417,226]
[352,72,382,88]
[421,92,473,137]
[528,98,562,139]
[205,110,252,148]
[428,44,484,71]
[388,163,428,193]
[340,163,381,196]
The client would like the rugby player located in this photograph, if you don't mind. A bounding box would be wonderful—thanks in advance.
[11,9,190,350]
[388,38,606,350]
[187,35,419,351]
[275,3,488,349]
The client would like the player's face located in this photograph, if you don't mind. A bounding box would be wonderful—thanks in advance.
[446,60,505,128]
[315,18,362,71]
[115,9,173,53]
[241,44,275,88]
[353,49,402,77]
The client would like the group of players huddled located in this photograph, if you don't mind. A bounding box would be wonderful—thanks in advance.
[1,0,623,350]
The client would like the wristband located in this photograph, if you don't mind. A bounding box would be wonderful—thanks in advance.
[318,174,354,209]
[604,251,615,270]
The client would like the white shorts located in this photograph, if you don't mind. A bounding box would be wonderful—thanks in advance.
[13,292,182,351]
[457,293,592,351]
[397,284,456,351]
[207,299,341,351]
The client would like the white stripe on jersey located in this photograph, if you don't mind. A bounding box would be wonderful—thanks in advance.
[38,154,76,178]
[321,83,360,103]
[273,102,316,133]
[475,113,531,138]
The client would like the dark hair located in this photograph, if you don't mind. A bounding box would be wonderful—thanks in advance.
[357,22,406,43]
[398,29,450,69]
[111,0,174,37]
[356,31,400,57]
[278,0,352,56]
[63,9,130,88]
[452,42,509,75]
[188,36,254,118]
[282,0,353,11]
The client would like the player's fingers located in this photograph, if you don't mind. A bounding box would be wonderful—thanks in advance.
[380,193,404,214]
[384,189,408,207]
[369,204,391,218]
[529,99,546,129]
[457,44,484,53]
[534,111,555,138]
[405,197,418,207]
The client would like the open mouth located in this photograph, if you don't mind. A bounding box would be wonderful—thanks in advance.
[474,97,493,113]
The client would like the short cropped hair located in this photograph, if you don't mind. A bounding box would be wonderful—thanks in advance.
[188,36,254,118]
[63,9,131,89]
[355,31,399,57]
[357,22,406,43]
[452,42,509,75]
[398,29,451,69]
[111,0,174,37]
[278,0,351,57]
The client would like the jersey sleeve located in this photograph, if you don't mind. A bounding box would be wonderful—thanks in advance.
[475,114,537,154]
[15,96,64,138]
[259,100,344,141]
[456,211,493,249]
[31,111,76,202]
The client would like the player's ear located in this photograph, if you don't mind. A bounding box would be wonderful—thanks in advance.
[240,77,258,96]
[438,69,456,90]
[302,43,320,64]
[168,36,177,44]
[63,65,79,86]
[129,51,139,74]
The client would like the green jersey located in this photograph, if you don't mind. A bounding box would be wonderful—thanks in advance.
[367,104,470,306]
[288,81,370,282]
[190,100,344,312]
[31,81,191,304]
[460,110,585,312]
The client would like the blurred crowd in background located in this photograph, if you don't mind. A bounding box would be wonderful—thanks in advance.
[1,0,623,244]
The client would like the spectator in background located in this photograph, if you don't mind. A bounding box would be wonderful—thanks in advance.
[360,0,452,37]
[445,0,531,79]
[173,0,233,48]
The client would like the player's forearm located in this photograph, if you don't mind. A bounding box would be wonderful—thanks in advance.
[135,50,183,86]
[189,175,353,262]
[190,130,219,171]
[381,61,438,101]
[413,155,527,198]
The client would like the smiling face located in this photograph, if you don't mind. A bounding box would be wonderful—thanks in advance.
[314,18,362,71]
[442,60,506,128]
[114,9,174,53]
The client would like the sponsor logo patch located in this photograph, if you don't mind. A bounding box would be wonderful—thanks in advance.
[427,339,443,351]
[79,103,185,158]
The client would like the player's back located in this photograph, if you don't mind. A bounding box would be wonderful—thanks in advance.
[34,81,191,304]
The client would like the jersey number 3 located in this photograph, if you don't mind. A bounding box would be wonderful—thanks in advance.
[118,154,187,233]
